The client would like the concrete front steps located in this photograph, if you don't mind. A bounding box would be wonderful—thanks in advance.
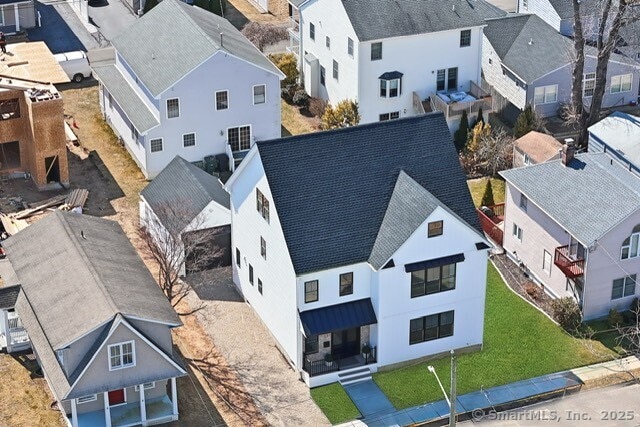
[338,366,373,386]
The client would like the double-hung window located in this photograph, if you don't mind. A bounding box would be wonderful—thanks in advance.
[333,60,339,81]
[216,90,229,110]
[411,263,456,298]
[583,73,596,97]
[534,85,558,104]
[347,38,354,57]
[409,311,454,344]
[256,189,270,223]
[611,74,632,93]
[310,23,315,41]
[304,280,318,303]
[460,30,471,47]
[183,133,196,148]
[612,275,636,299]
[371,42,382,60]
[339,272,353,296]
[253,85,266,105]
[379,112,400,121]
[166,98,179,118]
[260,237,267,259]
[150,138,163,153]
[108,341,135,370]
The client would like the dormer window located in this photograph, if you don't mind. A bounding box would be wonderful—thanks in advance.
[379,71,402,98]
[621,225,640,260]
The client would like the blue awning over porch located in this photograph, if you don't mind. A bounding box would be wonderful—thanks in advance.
[299,298,377,336]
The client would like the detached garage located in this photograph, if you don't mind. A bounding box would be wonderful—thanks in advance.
[140,155,231,276]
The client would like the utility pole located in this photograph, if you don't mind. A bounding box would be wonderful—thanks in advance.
[450,349,456,427]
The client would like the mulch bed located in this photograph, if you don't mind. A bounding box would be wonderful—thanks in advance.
[491,253,556,318]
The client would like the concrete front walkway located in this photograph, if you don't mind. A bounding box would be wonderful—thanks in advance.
[184,268,330,426]
[344,380,394,418]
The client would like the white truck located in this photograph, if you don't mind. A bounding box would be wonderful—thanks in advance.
[53,51,92,83]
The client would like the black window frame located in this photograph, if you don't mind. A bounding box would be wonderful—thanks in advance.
[256,189,270,223]
[339,272,353,296]
[236,248,241,267]
[436,69,446,91]
[310,22,315,41]
[260,237,267,260]
[258,278,263,294]
[304,280,319,303]
[379,111,400,121]
[410,263,456,298]
[249,264,254,285]
[304,335,319,354]
[371,42,382,61]
[410,311,454,344]
[320,66,326,86]
[460,29,471,47]
[447,67,458,91]
[428,220,443,238]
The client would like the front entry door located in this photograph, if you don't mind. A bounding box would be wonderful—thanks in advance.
[108,389,125,406]
[331,327,360,358]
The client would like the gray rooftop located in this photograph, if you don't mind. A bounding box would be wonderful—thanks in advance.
[141,156,230,233]
[256,113,481,275]
[112,0,282,97]
[0,285,20,310]
[547,0,598,19]
[4,211,180,351]
[340,0,505,42]
[500,153,640,245]
[588,112,640,168]
[92,64,160,133]
[484,13,638,83]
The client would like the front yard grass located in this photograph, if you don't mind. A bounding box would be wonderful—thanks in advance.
[311,264,613,424]
[310,383,360,425]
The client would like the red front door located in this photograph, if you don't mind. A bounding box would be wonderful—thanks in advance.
[108,389,125,406]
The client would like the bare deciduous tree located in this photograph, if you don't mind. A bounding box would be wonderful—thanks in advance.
[138,202,225,315]
[463,125,514,176]
[241,22,288,52]
[570,0,640,147]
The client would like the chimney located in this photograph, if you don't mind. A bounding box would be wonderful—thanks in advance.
[562,138,575,166]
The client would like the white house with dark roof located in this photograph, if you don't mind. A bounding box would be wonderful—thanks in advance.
[140,155,231,275]
[287,0,503,128]
[225,113,490,387]
[93,0,284,179]
[483,13,640,120]
[4,211,186,427]
[500,146,640,320]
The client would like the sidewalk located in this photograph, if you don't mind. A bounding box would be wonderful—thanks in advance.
[336,356,640,427]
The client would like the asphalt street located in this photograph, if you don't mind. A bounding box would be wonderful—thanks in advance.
[464,382,640,426]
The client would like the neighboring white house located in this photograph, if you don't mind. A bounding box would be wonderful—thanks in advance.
[225,113,490,387]
[500,145,640,320]
[140,156,231,276]
[93,0,284,179]
[287,0,504,129]
[482,14,640,120]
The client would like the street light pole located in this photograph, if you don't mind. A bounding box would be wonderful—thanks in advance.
[427,349,457,427]
[450,349,456,427]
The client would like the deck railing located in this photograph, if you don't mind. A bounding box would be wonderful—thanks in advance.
[554,246,585,278]
[477,203,505,246]
[303,347,377,377]
[429,81,493,119]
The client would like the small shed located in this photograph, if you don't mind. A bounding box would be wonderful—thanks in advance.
[513,131,563,168]
[140,156,231,275]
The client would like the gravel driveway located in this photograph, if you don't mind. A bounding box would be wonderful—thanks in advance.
[184,268,330,426]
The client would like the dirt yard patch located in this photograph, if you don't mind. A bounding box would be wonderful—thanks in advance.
[223,0,289,30]
[0,352,65,427]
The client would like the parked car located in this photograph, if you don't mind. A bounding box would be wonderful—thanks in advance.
[53,51,92,83]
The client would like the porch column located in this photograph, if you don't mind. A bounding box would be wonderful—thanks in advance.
[170,377,178,418]
[139,385,147,426]
[70,399,78,427]
[13,4,20,31]
[103,392,112,427]
[2,311,10,353]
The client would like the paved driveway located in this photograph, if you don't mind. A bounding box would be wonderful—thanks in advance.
[88,0,137,42]
[184,268,330,426]
[28,1,99,53]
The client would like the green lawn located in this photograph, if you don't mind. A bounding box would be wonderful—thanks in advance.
[312,264,613,423]
[467,177,506,208]
[310,383,360,424]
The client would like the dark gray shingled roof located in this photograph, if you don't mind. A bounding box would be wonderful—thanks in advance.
[484,14,575,83]
[500,153,640,245]
[256,113,481,275]
[341,0,505,41]
[547,0,599,19]
[112,0,282,97]
[141,156,230,234]
[0,285,20,310]
[484,13,638,83]
[4,211,181,351]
